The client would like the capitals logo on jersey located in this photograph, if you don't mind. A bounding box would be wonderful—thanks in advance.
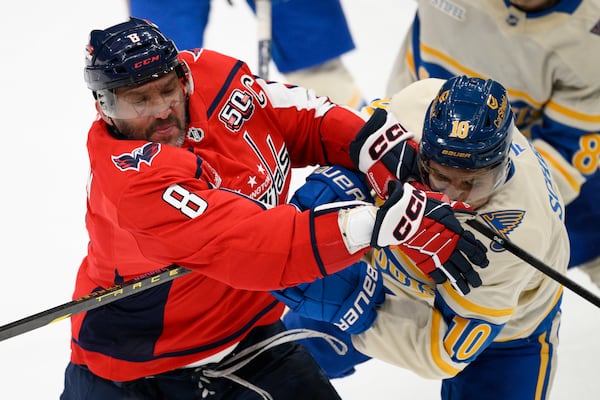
[112,142,161,172]
[243,132,290,206]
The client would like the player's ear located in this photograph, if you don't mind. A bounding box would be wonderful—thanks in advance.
[95,101,113,126]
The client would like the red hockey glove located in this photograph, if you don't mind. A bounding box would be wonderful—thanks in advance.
[350,108,420,199]
[371,181,489,295]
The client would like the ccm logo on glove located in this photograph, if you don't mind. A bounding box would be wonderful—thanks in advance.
[334,263,380,332]
[367,122,410,161]
[350,108,418,199]
[390,188,426,242]
[372,181,428,248]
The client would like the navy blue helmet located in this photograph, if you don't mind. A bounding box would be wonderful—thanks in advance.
[84,17,183,92]
[420,75,513,171]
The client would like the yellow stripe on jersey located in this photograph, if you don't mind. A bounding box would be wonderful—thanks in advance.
[534,146,583,194]
[497,287,563,342]
[420,44,483,79]
[376,248,435,299]
[431,309,461,376]
[535,331,550,400]
[505,88,544,109]
[406,49,416,77]
[419,44,546,108]
[546,100,600,124]
[442,281,515,318]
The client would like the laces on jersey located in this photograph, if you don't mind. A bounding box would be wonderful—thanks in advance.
[196,328,349,399]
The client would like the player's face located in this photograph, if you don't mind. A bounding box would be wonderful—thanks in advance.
[423,161,500,209]
[97,72,188,147]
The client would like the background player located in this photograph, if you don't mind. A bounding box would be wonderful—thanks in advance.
[386,0,600,286]
[128,0,365,108]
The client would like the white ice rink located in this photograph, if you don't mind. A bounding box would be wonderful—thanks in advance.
[0,1,598,398]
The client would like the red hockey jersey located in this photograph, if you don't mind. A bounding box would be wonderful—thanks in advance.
[69,49,367,381]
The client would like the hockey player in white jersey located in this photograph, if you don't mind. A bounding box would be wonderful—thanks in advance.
[282,76,570,400]
[387,0,600,286]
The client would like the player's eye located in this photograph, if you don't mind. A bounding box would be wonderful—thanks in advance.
[459,180,474,190]
[430,170,450,183]
[163,81,179,94]
[124,95,148,105]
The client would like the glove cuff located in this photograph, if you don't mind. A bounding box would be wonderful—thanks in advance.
[338,205,377,254]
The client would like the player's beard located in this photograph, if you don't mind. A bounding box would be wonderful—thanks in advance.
[113,113,187,147]
[145,116,186,147]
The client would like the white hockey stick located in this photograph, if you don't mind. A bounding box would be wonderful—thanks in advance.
[256,0,272,79]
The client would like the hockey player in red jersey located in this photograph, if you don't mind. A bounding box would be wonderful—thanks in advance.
[60,18,488,399]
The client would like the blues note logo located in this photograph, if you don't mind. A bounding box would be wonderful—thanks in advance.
[479,210,525,252]
[112,143,161,171]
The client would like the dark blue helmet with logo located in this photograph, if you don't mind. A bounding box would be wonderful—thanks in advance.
[420,75,513,171]
[84,17,183,92]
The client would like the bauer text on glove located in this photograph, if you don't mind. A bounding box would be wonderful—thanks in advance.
[270,260,385,334]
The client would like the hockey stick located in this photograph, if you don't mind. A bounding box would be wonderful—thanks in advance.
[466,218,600,309]
[0,265,192,342]
[256,0,272,79]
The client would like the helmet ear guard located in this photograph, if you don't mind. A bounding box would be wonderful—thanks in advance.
[176,59,193,97]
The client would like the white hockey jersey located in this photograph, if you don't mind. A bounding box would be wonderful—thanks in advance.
[352,78,570,379]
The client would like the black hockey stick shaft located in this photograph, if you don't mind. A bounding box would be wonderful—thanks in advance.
[256,0,271,79]
[466,218,600,309]
[0,265,192,342]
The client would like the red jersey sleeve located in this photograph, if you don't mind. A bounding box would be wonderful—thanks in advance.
[117,163,364,289]
[88,126,365,290]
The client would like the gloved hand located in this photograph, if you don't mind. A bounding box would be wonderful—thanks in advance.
[271,260,385,334]
[349,107,420,199]
[371,180,489,295]
[289,165,373,210]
